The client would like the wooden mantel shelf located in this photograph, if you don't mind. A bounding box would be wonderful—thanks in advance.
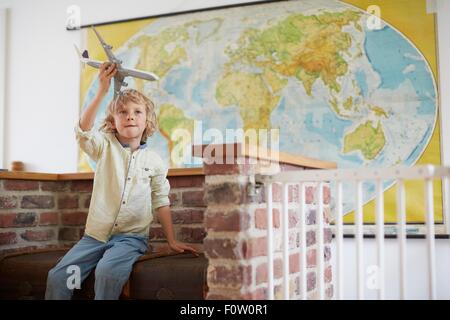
[192,143,336,170]
[1,143,336,181]
[0,167,205,181]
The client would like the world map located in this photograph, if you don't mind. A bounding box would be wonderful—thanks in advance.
[81,0,438,214]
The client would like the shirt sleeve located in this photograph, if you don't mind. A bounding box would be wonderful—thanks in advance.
[74,121,106,162]
[151,161,171,210]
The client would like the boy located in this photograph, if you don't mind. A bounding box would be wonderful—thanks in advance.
[45,62,197,300]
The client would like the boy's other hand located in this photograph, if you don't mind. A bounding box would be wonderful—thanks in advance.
[168,241,199,257]
[98,62,117,96]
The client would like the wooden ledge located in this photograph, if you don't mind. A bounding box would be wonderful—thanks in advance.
[192,143,336,169]
[0,167,205,181]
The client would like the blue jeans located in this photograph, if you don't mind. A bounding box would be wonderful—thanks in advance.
[45,234,148,300]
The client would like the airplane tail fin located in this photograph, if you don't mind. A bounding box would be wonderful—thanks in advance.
[74,44,87,69]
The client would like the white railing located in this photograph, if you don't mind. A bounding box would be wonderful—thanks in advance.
[255,165,450,300]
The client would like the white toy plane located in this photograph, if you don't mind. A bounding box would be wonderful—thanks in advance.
[75,26,159,97]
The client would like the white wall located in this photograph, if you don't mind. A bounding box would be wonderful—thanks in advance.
[0,0,262,173]
[332,238,450,299]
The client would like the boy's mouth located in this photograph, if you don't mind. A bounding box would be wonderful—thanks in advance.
[125,125,137,128]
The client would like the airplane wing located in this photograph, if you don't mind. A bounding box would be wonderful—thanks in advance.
[92,26,118,64]
[121,67,159,81]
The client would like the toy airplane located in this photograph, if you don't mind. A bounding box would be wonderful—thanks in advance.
[75,26,159,97]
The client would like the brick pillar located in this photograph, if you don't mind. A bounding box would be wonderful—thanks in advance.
[196,143,333,300]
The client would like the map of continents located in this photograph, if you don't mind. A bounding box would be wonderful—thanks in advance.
[80,0,438,216]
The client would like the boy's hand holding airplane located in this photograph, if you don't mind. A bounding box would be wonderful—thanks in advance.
[98,62,117,96]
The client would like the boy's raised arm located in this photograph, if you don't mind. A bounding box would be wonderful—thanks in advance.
[79,62,117,131]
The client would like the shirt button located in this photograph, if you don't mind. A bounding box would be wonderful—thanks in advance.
[127,177,131,181]
[114,223,118,227]
[122,201,126,204]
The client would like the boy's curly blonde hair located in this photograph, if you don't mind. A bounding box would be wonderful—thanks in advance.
[99,89,157,142]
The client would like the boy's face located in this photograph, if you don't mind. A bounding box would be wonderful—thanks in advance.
[112,101,147,141]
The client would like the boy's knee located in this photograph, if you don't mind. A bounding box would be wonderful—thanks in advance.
[47,267,66,285]
[95,262,126,281]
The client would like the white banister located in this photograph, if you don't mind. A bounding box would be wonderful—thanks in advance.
[265,182,274,300]
[355,181,364,300]
[298,183,307,300]
[424,178,437,299]
[375,179,385,300]
[282,183,289,299]
[254,165,449,300]
[317,182,325,300]
[396,179,407,299]
[335,181,344,300]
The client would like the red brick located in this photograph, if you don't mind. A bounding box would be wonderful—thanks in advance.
[272,183,282,202]
[290,252,300,274]
[58,227,80,241]
[83,195,91,209]
[149,227,165,240]
[242,287,268,300]
[61,212,87,226]
[70,180,93,192]
[171,208,205,224]
[21,229,55,241]
[306,230,316,246]
[305,186,315,204]
[288,209,298,228]
[168,175,204,188]
[0,196,18,209]
[182,190,206,207]
[39,212,59,226]
[208,265,251,289]
[306,209,316,225]
[204,238,239,259]
[21,196,54,209]
[324,228,332,244]
[307,249,316,267]
[0,232,17,245]
[326,285,334,299]
[0,212,37,227]
[307,272,316,292]
[168,192,179,206]
[325,265,332,283]
[324,246,331,262]
[206,209,249,232]
[178,227,206,243]
[58,195,79,209]
[204,183,244,205]
[203,163,241,175]
[40,181,70,192]
[255,208,280,229]
[256,259,283,285]
[242,237,266,259]
[4,180,39,191]
[323,185,330,204]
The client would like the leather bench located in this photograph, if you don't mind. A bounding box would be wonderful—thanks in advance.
[0,248,208,300]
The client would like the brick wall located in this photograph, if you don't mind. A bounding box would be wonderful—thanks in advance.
[0,175,206,255]
[200,154,333,300]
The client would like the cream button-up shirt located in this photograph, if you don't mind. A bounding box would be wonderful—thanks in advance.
[75,123,170,243]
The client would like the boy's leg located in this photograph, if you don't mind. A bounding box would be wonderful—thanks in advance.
[93,235,148,300]
[45,235,107,300]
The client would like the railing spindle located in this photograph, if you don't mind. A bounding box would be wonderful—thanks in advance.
[266,182,274,300]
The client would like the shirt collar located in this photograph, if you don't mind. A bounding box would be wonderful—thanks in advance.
[114,134,147,150]
[120,141,147,150]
